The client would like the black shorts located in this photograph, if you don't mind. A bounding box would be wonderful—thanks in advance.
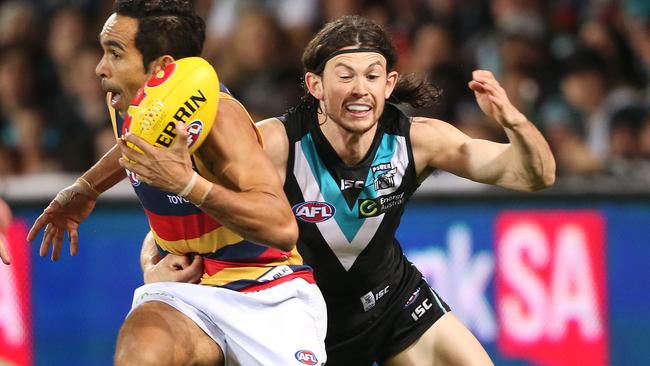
[324,274,451,366]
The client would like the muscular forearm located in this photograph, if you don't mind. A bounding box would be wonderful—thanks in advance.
[502,116,556,191]
[81,144,127,194]
[182,174,297,251]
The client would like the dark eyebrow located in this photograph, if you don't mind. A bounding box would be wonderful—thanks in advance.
[100,38,126,51]
[333,60,383,72]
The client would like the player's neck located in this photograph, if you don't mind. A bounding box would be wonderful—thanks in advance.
[319,117,377,166]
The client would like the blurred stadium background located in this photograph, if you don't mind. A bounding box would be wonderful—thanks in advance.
[1,0,649,365]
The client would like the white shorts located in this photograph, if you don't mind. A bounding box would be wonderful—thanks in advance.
[130,278,327,366]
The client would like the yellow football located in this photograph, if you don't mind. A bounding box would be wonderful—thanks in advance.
[123,56,219,154]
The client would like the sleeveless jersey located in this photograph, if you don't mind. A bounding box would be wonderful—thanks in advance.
[281,103,428,343]
[108,84,313,292]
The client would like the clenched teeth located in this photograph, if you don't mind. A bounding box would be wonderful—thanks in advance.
[346,104,371,112]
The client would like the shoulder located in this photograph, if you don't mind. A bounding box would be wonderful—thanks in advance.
[254,118,289,177]
[257,117,286,140]
[409,116,471,169]
[214,95,255,129]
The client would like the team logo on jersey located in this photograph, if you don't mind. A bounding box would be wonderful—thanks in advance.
[360,285,390,312]
[404,288,421,308]
[292,201,335,223]
[371,163,396,191]
[360,291,376,311]
[185,120,203,149]
[295,350,319,365]
[126,169,141,187]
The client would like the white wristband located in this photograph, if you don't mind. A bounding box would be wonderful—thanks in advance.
[196,183,214,207]
[178,171,198,198]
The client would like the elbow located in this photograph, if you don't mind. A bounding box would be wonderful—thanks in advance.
[528,175,555,192]
[269,216,299,252]
[538,157,557,190]
[527,164,556,192]
[542,169,556,189]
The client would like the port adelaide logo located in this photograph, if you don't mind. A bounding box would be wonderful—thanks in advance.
[292,201,335,223]
[371,163,396,191]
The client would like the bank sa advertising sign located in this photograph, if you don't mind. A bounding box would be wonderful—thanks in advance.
[399,203,648,366]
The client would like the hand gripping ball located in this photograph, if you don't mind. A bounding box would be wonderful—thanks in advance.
[122,56,219,154]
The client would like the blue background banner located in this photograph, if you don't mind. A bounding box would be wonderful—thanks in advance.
[11,197,650,365]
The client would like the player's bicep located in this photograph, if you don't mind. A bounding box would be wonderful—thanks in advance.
[200,99,282,192]
[412,118,508,183]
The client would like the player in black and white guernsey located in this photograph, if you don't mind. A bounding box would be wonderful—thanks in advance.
[280,100,437,365]
[142,15,556,366]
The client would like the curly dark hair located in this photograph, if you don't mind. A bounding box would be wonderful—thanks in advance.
[301,15,440,110]
[113,0,205,69]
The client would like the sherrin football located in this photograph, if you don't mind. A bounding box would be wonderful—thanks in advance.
[122,56,219,155]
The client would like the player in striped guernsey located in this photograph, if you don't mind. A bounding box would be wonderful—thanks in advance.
[26,1,326,365]
[144,15,556,366]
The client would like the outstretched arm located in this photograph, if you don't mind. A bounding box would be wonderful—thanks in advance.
[26,144,126,260]
[119,98,297,251]
[413,70,555,192]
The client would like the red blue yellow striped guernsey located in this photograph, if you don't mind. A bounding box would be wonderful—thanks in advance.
[108,85,314,291]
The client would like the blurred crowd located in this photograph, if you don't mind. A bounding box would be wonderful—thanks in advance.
[0,0,649,180]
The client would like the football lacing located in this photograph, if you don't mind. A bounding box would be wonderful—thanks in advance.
[140,101,164,132]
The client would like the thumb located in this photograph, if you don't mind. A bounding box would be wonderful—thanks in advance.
[190,253,203,269]
[172,122,190,151]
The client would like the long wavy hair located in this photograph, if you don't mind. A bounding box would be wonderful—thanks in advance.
[300,15,440,110]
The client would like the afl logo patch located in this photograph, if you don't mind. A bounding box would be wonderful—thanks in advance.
[126,169,140,187]
[146,62,176,87]
[295,350,318,365]
[185,120,203,149]
[292,201,335,223]
[404,288,420,308]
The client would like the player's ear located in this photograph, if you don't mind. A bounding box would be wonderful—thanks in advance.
[305,72,324,100]
[148,55,175,74]
[385,71,398,100]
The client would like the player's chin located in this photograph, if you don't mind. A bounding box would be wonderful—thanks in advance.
[343,118,377,134]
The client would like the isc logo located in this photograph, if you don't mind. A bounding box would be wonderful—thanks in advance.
[411,298,432,321]
[340,179,364,190]
[292,201,335,223]
[294,350,318,365]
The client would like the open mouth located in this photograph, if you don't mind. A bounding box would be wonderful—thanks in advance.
[110,92,122,109]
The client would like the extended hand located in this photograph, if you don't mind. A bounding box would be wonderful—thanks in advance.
[468,70,526,128]
[144,253,203,284]
[118,121,194,194]
[26,180,97,260]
